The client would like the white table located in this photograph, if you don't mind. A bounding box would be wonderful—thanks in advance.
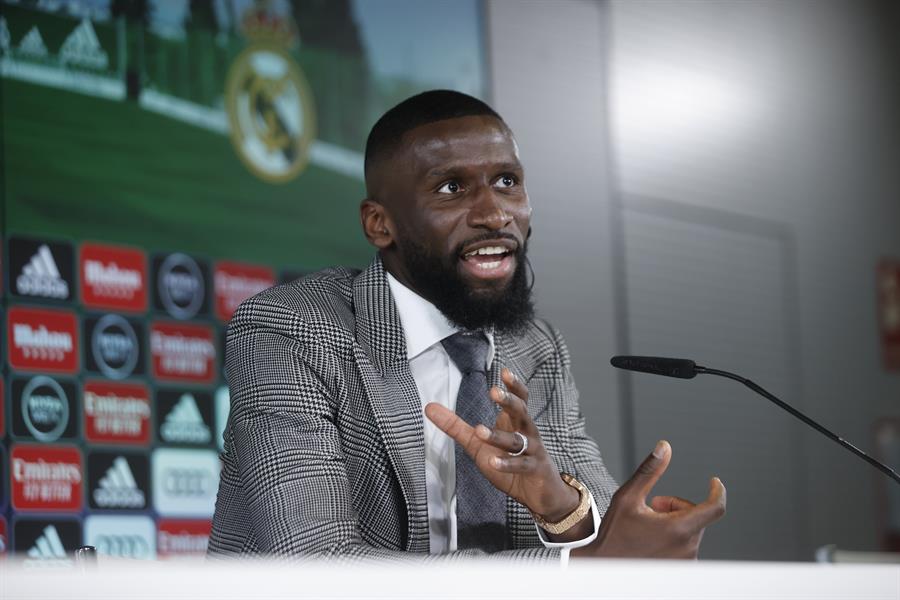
[2,558,898,599]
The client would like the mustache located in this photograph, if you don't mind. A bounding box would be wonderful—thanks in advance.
[454,232,523,257]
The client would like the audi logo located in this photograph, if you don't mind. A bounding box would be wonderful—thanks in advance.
[163,468,212,496]
[94,534,151,558]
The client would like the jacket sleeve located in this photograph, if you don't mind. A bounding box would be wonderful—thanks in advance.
[540,321,619,516]
[219,295,561,563]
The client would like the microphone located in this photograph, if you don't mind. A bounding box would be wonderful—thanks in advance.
[610,355,900,485]
[610,355,697,379]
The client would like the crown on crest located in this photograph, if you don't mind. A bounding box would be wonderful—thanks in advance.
[240,3,300,48]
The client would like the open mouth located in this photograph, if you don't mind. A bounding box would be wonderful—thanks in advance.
[459,244,516,280]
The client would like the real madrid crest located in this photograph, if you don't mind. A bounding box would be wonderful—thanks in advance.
[225,6,316,184]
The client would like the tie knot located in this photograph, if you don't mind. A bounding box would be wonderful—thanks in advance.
[441,331,489,374]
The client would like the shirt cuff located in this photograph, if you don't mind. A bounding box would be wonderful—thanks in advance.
[534,491,601,568]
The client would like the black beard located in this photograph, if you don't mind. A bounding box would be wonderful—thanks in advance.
[394,234,535,335]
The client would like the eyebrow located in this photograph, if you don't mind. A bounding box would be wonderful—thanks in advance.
[426,161,522,178]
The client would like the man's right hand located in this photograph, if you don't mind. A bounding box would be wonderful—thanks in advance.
[572,440,726,559]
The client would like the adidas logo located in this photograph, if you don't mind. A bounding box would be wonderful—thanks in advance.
[60,19,109,70]
[161,394,211,444]
[93,457,145,508]
[17,244,69,299]
[17,26,48,58]
[27,525,68,561]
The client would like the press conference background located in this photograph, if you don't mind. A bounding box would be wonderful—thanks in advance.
[2,0,900,563]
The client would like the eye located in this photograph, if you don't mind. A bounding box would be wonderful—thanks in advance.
[494,174,517,189]
[437,180,462,194]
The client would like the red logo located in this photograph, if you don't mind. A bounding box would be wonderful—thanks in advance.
[214,261,274,322]
[156,519,211,558]
[11,444,83,512]
[7,307,79,374]
[80,242,147,312]
[150,322,216,384]
[83,381,151,445]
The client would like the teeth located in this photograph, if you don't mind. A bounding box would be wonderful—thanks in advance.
[466,246,507,257]
[476,261,502,270]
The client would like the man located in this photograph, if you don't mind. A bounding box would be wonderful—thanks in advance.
[209,90,725,561]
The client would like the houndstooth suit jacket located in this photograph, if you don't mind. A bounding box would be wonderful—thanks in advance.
[208,256,617,562]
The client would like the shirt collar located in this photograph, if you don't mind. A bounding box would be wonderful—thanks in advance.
[386,272,495,368]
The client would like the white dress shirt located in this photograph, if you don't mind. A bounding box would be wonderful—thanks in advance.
[386,273,600,562]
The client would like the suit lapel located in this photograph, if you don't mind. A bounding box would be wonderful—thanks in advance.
[352,257,429,552]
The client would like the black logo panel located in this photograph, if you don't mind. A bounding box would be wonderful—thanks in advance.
[13,518,82,557]
[87,450,150,511]
[8,237,75,302]
[151,253,209,320]
[11,376,79,442]
[84,314,146,379]
[155,389,214,446]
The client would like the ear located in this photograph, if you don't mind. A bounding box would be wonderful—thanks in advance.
[360,198,394,250]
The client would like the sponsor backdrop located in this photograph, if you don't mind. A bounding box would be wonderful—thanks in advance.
[0,0,487,561]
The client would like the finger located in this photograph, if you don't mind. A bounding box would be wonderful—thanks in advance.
[489,454,537,473]
[424,403,480,452]
[475,425,527,454]
[490,386,528,423]
[649,495,695,513]
[501,368,529,402]
[680,477,727,533]
[620,440,672,502]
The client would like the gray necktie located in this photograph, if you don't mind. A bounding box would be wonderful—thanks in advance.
[441,331,509,552]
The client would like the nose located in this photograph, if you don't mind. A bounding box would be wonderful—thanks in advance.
[467,186,513,231]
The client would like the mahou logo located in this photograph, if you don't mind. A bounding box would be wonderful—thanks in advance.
[214,261,274,322]
[80,242,147,312]
[157,519,211,558]
[11,444,83,512]
[150,322,216,384]
[7,306,79,373]
[83,381,151,445]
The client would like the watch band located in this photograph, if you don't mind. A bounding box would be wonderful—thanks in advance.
[531,473,591,535]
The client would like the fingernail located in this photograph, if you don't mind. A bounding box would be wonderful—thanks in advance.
[653,440,667,459]
[492,456,505,468]
[476,425,491,439]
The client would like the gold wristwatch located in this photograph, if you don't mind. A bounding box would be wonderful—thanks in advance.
[531,473,591,535]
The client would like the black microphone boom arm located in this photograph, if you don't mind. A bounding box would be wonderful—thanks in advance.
[610,356,900,485]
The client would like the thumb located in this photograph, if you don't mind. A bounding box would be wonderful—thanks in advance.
[622,440,672,502]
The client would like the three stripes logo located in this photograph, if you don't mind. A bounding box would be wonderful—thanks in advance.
[27,524,67,559]
[88,451,149,510]
[13,519,81,563]
[159,392,212,445]
[10,238,74,302]
[93,456,145,508]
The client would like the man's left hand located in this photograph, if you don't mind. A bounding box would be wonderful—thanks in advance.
[425,368,582,528]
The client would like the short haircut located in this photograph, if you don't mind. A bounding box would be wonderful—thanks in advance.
[364,90,503,178]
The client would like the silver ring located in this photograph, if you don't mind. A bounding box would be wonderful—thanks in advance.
[508,431,528,457]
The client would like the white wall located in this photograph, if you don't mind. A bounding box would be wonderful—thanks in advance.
[488,0,900,558]
[487,0,626,480]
